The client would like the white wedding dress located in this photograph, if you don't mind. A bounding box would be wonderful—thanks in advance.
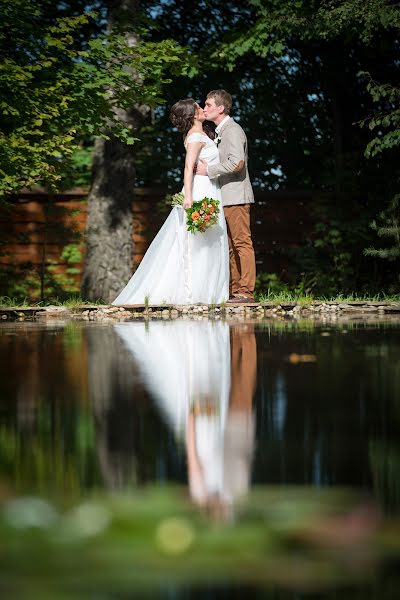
[114,320,230,438]
[112,133,229,306]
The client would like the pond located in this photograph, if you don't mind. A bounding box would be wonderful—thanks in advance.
[0,318,399,598]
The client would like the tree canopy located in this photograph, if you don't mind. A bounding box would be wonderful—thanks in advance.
[0,0,194,197]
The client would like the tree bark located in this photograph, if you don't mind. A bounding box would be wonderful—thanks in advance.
[82,0,146,302]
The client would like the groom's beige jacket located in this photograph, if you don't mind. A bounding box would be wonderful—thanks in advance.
[207,117,254,207]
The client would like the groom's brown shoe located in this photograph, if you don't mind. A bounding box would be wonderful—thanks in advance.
[226,295,255,304]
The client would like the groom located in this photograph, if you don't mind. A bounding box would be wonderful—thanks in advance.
[197,89,256,303]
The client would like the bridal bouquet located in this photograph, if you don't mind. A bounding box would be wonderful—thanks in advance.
[171,192,220,234]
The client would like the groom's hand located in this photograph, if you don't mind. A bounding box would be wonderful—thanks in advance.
[195,160,208,176]
[232,159,245,173]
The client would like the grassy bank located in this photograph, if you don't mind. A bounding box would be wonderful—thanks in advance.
[0,292,399,309]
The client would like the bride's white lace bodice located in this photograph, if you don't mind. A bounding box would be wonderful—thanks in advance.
[185,132,219,167]
[184,133,219,202]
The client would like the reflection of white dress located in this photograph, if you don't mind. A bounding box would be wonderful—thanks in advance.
[114,321,230,501]
[114,320,230,434]
[113,133,229,306]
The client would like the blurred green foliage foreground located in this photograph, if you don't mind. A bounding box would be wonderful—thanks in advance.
[0,485,399,598]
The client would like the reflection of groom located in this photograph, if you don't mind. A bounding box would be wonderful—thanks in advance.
[197,89,256,303]
[186,322,257,521]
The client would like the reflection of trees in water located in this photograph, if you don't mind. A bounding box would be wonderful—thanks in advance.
[0,325,87,429]
[0,324,188,494]
[0,325,94,493]
[87,326,186,489]
[253,327,400,506]
[2,322,399,511]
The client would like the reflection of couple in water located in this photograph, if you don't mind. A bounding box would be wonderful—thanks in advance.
[114,320,257,521]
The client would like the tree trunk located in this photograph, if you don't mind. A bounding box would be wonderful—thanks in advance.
[82,0,146,303]
[87,326,141,489]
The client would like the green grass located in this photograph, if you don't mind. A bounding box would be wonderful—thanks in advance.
[61,296,104,308]
[0,296,33,307]
[257,291,314,305]
[320,292,400,302]
[0,295,105,308]
[1,293,399,309]
[257,291,400,304]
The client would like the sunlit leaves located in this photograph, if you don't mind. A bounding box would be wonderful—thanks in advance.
[0,1,195,197]
[216,0,400,68]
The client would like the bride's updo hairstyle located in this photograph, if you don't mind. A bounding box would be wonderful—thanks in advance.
[170,98,197,134]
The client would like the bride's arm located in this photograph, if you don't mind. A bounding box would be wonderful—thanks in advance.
[183,141,203,209]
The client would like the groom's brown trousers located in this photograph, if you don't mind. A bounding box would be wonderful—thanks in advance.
[224,204,256,299]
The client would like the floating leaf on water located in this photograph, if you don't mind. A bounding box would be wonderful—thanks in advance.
[288,353,317,364]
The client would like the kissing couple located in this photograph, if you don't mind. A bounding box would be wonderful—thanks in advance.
[113,89,256,306]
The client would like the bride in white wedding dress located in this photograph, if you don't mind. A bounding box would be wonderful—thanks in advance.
[112,99,229,306]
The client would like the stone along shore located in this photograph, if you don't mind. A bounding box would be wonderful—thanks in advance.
[1,301,400,322]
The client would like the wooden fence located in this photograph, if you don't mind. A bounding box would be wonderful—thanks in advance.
[0,187,315,298]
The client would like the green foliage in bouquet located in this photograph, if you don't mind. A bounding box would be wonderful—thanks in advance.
[171,191,185,207]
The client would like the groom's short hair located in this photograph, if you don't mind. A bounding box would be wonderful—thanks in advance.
[206,90,232,115]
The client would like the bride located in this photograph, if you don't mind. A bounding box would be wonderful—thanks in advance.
[112,98,229,306]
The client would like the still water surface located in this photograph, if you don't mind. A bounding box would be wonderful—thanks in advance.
[0,318,399,597]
